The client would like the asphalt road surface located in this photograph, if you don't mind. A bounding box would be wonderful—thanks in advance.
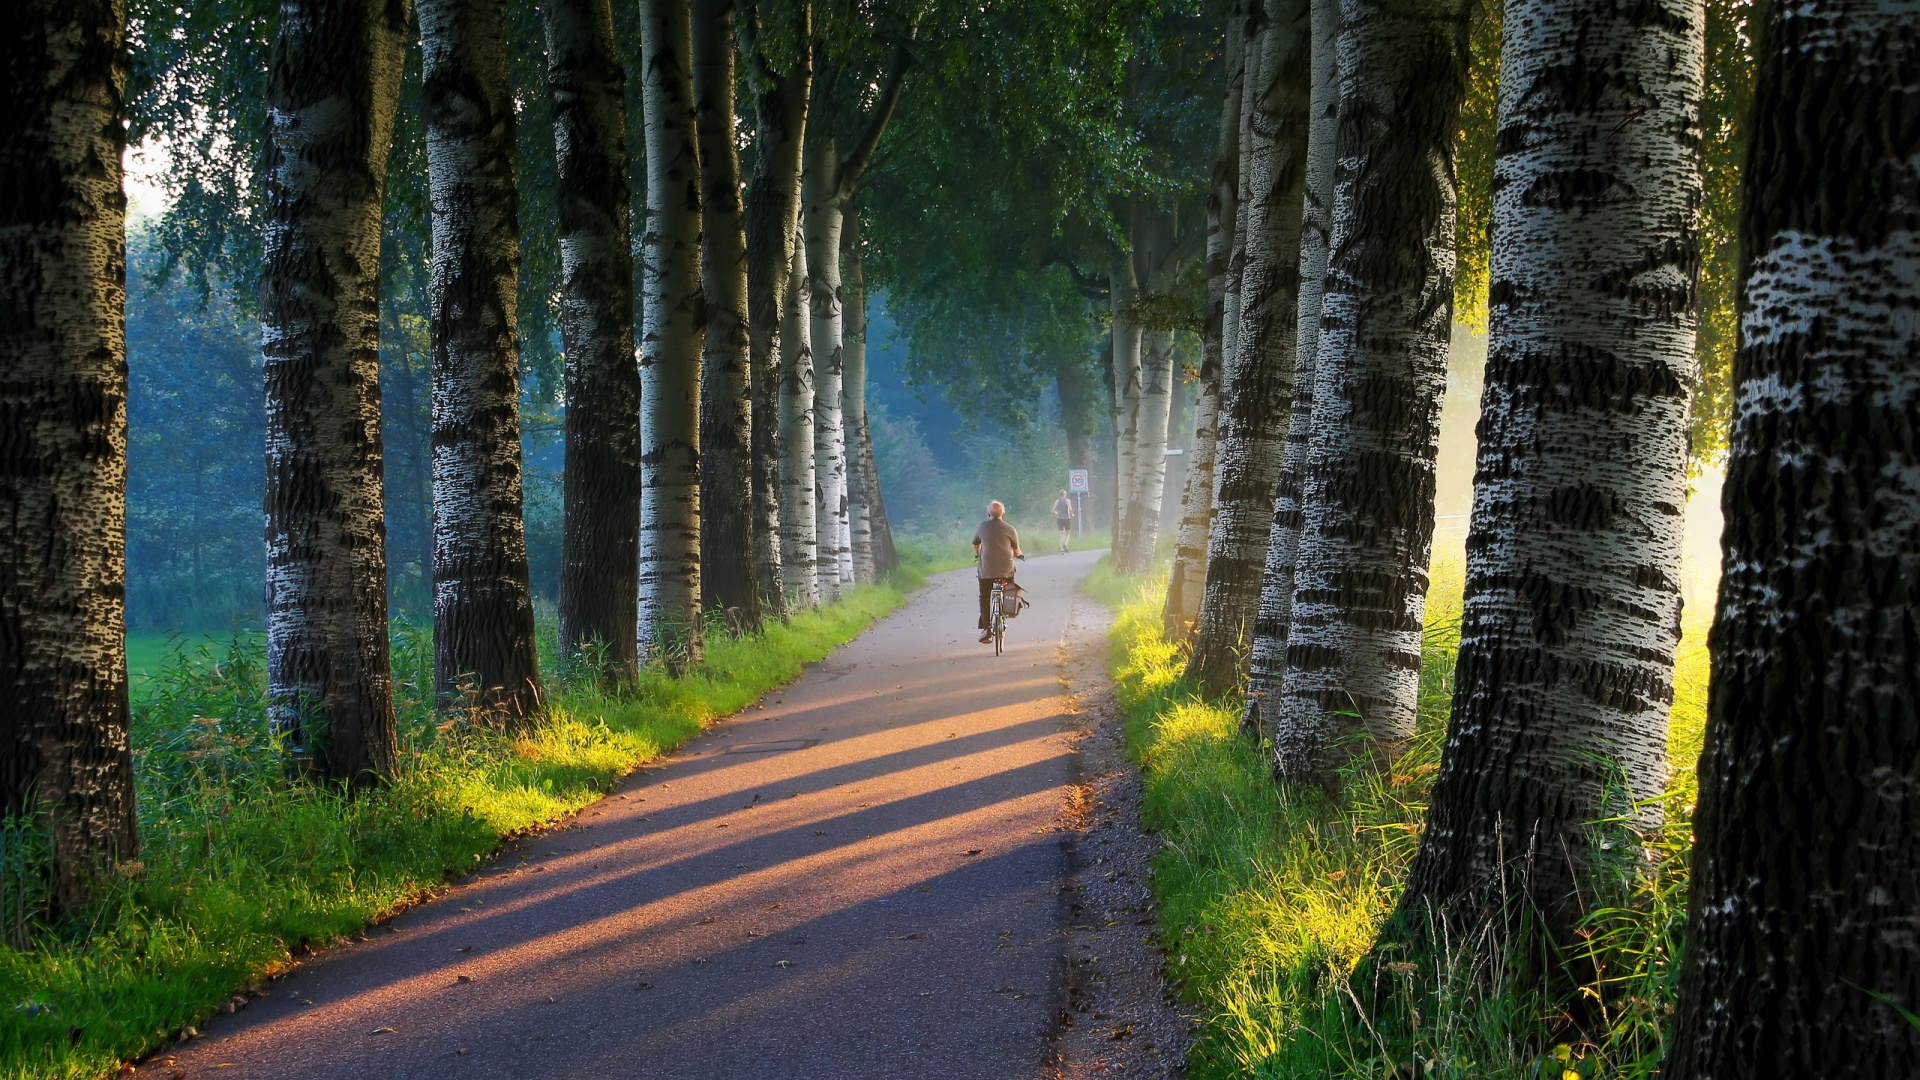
[165,549,1111,1079]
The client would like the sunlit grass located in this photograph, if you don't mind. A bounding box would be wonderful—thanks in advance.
[1093,558,1711,1078]
[0,586,903,1080]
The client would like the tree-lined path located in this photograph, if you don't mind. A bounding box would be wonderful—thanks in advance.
[168,551,1112,1079]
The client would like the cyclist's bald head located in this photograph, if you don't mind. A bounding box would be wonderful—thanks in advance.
[988,501,1006,518]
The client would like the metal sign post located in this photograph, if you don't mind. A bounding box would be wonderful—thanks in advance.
[1068,470,1089,537]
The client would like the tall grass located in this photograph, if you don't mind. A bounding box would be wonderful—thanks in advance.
[0,585,903,1080]
[1093,559,1711,1078]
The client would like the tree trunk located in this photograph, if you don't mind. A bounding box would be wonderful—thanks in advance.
[1391,0,1702,955]
[694,0,757,632]
[1668,3,1920,1072]
[257,0,409,782]
[1270,0,1478,789]
[1056,359,1097,476]
[1186,0,1312,694]
[1246,0,1339,739]
[544,0,640,682]
[1108,265,1142,566]
[778,229,821,608]
[420,0,543,721]
[1119,328,1174,572]
[842,205,878,584]
[740,0,809,621]
[803,134,849,602]
[1164,3,1247,640]
[637,0,704,668]
[0,0,139,912]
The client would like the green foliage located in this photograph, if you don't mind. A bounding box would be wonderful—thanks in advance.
[1454,3,1502,334]
[0,591,901,1079]
[1692,0,1756,471]
[1092,560,1713,1078]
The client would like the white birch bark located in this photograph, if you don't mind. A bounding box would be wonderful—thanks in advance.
[1108,260,1143,566]
[842,207,877,584]
[1272,0,1476,788]
[1247,0,1339,733]
[1186,0,1312,694]
[1397,0,1702,943]
[0,0,139,906]
[802,137,848,601]
[1669,1,1920,1069]
[637,0,704,668]
[1120,329,1175,572]
[777,227,820,609]
[1165,0,1249,637]
[421,0,543,719]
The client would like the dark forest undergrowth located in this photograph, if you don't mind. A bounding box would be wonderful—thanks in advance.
[1083,560,1711,1078]
[1,580,915,1079]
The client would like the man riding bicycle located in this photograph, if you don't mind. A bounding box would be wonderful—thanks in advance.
[973,501,1024,644]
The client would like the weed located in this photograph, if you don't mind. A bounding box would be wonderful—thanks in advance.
[1093,558,1709,1078]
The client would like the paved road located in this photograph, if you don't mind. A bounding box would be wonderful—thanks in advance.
[166,549,1109,1079]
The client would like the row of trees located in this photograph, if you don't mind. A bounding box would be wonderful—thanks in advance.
[1143,0,1916,1067]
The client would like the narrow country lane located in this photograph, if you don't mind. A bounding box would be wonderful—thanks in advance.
[165,550,1112,1079]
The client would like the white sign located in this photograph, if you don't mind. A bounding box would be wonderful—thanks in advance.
[1068,469,1090,493]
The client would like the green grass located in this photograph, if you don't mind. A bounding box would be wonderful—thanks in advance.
[1,585,904,1080]
[1093,559,1711,1078]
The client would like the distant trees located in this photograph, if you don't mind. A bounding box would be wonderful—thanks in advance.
[1668,0,1920,1070]
[420,0,544,721]
[545,0,641,681]
[1,0,140,911]
[259,0,411,781]
[1395,0,1704,950]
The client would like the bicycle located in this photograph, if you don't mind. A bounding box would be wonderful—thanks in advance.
[982,554,1026,657]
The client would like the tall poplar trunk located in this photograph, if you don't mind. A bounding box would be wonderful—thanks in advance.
[1271,0,1477,788]
[1165,2,1248,639]
[1668,3,1920,1071]
[1108,263,1142,566]
[802,136,848,602]
[842,207,880,584]
[637,0,704,667]
[1186,0,1312,693]
[1391,0,1702,953]
[1056,359,1097,475]
[1246,0,1339,739]
[777,231,820,608]
[420,0,542,721]
[1119,328,1174,572]
[694,0,758,631]
[740,0,809,620]
[1,0,138,912]
[545,0,640,681]
[258,0,410,781]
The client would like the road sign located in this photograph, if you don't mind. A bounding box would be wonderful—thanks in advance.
[1068,469,1090,493]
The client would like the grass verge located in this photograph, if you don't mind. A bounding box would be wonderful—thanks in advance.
[1,585,903,1080]
[1092,559,1709,1078]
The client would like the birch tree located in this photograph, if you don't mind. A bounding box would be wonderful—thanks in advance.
[1119,324,1175,572]
[1270,0,1478,788]
[1164,0,1248,638]
[638,0,705,666]
[1186,0,1311,693]
[740,0,810,619]
[841,204,884,583]
[1669,2,1920,1070]
[1245,0,1338,738]
[1109,247,1143,567]
[420,0,542,720]
[778,232,820,607]
[544,0,640,681]
[801,43,910,599]
[257,0,411,779]
[1391,0,1703,950]
[695,0,759,630]
[1,0,139,910]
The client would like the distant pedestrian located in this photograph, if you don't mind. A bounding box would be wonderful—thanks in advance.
[1052,490,1074,552]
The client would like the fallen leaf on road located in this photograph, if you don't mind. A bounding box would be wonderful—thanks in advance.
[775,960,792,968]
[962,849,982,856]
[456,975,474,984]
[369,1027,395,1035]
